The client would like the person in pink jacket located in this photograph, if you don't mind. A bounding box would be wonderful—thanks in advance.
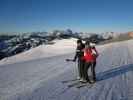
[82,41,99,83]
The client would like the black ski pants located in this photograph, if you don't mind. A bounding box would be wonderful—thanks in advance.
[84,61,97,81]
[77,59,84,78]
[91,61,96,81]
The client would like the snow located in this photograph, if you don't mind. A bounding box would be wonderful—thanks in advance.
[0,38,110,66]
[0,38,77,65]
[0,39,133,100]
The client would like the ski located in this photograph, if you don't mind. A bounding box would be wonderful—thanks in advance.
[67,81,94,88]
[67,81,81,88]
[61,78,79,83]
[65,59,74,62]
[76,82,93,89]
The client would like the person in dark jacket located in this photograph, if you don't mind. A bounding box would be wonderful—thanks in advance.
[90,45,99,83]
[73,39,85,80]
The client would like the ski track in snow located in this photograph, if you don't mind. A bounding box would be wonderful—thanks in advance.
[0,40,133,100]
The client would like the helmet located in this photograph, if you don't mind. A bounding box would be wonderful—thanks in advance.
[77,39,82,44]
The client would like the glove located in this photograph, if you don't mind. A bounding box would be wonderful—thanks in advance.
[66,59,70,61]
[72,59,76,62]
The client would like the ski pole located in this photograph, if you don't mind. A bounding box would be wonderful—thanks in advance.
[74,60,78,78]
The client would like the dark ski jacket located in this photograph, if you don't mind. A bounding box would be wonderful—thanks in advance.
[74,43,85,61]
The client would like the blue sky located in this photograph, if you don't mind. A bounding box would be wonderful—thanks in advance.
[0,0,133,33]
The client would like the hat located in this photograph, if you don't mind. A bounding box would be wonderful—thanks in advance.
[77,39,82,43]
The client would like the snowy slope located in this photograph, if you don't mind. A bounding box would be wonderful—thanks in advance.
[0,38,77,65]
[0,39,133,100]
[0,38,108,66]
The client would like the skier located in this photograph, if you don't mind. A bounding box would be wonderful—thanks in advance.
[82,41,99,83]
[90,43,99,83]
[72,39,85,81]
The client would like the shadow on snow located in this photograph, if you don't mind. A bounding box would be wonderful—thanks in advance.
[96,64,133,81]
